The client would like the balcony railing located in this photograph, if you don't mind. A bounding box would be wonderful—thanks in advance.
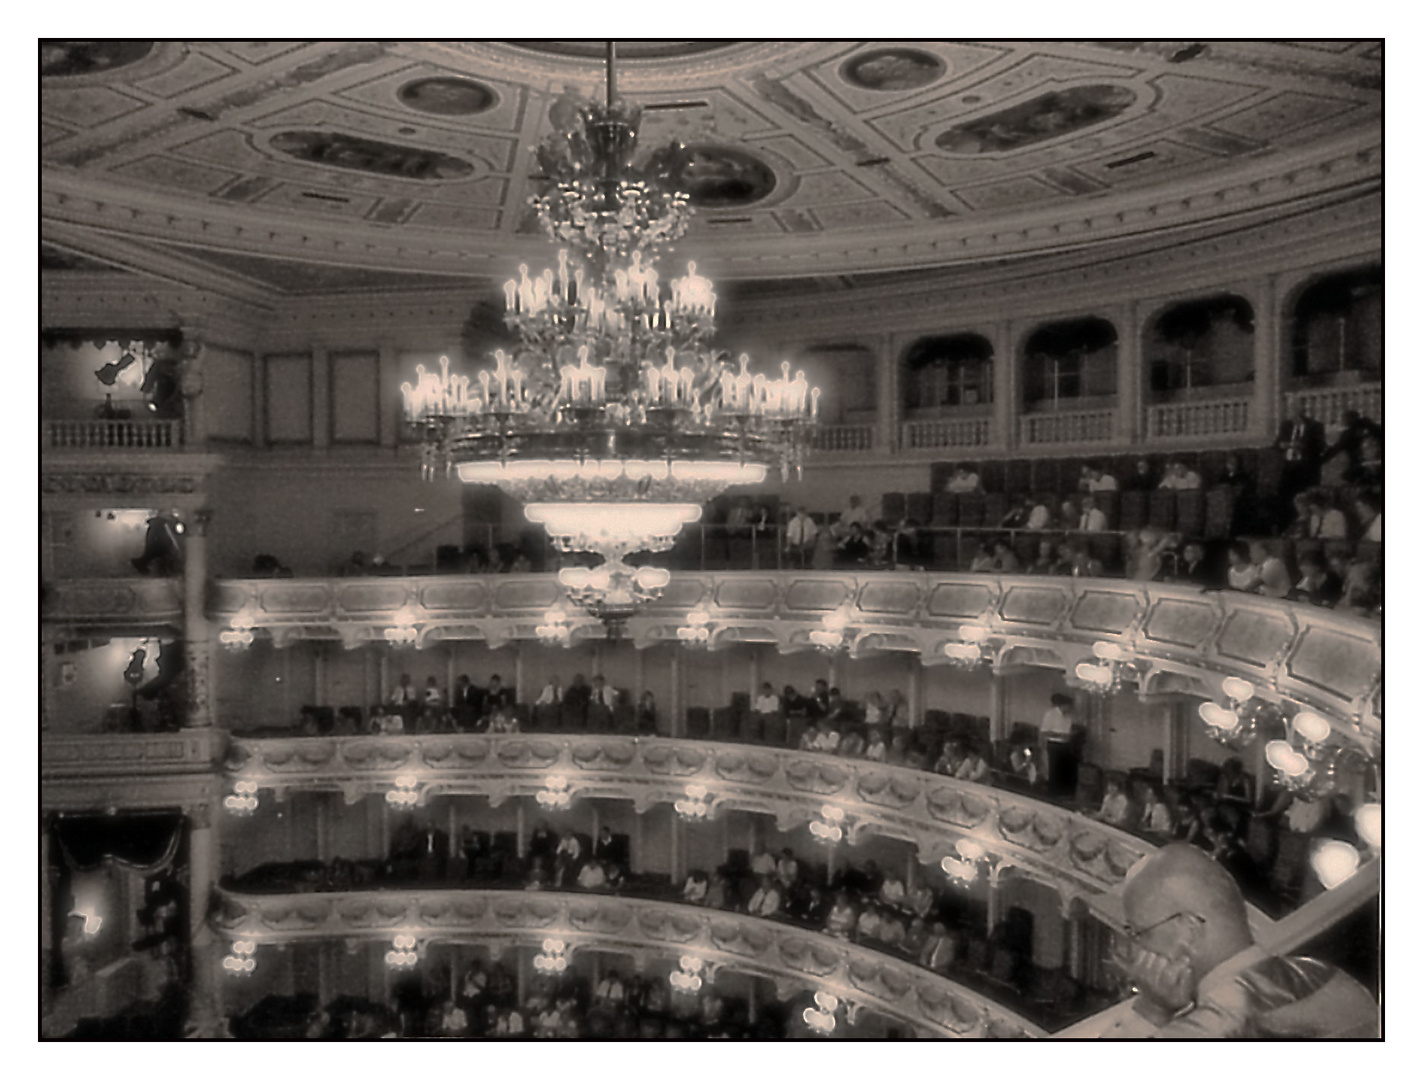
[1017,410,1115,446]
[1286,383,1382,426]
[210,573,1382,739]
[211,886,1045,1039]
[42,731,219,777]
[43,576,183,624]
[223,733,1195,909]
[901,417,993,451]
[45,418,180,450]
[1146,397,1251,440]
[809,423,876,453]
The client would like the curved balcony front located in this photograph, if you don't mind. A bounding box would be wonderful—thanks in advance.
[212,571,1381,748]
[211,886,1045,1040]
[223,734,1265,932]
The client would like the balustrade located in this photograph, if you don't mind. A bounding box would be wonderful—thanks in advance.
[901,417,993,452]
[809,423,876,453]
[1017,411,1116,446]
[1146,397,1251,440]
[46,418,179,449]
[1285,383,1382,426]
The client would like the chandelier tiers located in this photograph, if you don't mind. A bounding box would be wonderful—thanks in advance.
[402,41,820,571]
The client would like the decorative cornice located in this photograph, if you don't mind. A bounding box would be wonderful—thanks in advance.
[43,577,183,625]
[211,886,1046,1039]
[39,126,1378,283]
[210,572,1381,745]
[42,731,222,779]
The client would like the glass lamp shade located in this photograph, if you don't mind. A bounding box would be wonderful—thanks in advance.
[528,500,701,559]
[1265,740,1311,778]
[1354,803,1382,849]
[1221,676,1256,704]
[1291,710,1331,744]
[1310,839,1361,889]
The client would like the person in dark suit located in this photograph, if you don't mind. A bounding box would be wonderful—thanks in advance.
[1275,402,1327,506]
[482,674,513,716]
[452,674,484,730]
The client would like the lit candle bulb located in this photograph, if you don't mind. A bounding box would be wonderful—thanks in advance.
[811,386,821,418]
[517,264,532,313]
[557,249,569,302]
[503,279,517,312]
[662,348,678,405]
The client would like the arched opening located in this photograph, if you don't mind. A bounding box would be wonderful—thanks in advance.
[1290,267,1382,383]
[796,343,877,424]
[1021,318,1117,412]
[902,333,994,413]
[1146,295,1255,399]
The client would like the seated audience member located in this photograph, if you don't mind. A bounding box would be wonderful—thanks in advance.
[1353,492,1382,544]
[855,904,883,943]
[825,892,857,938]
[535,677,561,706]
[750,848,776,877]
[1251,541,1292,599]
[452,674,484,727]
[999,495,1032,529]
[1225,541,1263,593]
[824,688,850,725]
[1095,775,1134,828]
[484,673,513,713]
[968,542,996,573]
[906,882,935,920]
[1290,491,1349,541]
[781,684,808,717]
[1293,552,1343,607]
[681,871,709,905]
[946,464,983,494]
[1077,495,1108,532]
[989,538,1021,572]
[746,875,783,918]
[1140,785,1174,839]
[1063,542,1104,578]
[487,706,519,733]
[1158,460,1202,491]
[1124,458,1157,492]
[879,873,906,909]
[1085,464,1118,492]
[864,727,888,762]
[1028,540,1062,575]
[374,706,404,736]
[903,917,931,959]
[1175,540,1214,587]
[920,923,958,974]
[704,871,728,910]
[834,494,870,537]
[887,732,910,767]
[1346,433,1383,492]
[837,726,866,758]
[1129,526,1178,582]
[810,679,831,717]
[955,745,990,783]
[753,682,782,715]
[422,676,443,711]
[935,740,966,777]
[389,673,418,716]
[886,688,910,731]
[836,522,871,565]
[1337,557,1381,616]
[1009,742,1039,786]
[776,849,800,890]
[577,859,609,891]
[862,690,885,728]
[877,913,907,951]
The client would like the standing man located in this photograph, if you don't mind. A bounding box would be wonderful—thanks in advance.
[1039,692,1079,799]
[452,674,484,730]
[1275,401,1327,512]
[784,507,818,568]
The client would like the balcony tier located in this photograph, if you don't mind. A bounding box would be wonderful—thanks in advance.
[212,886,1045,1039]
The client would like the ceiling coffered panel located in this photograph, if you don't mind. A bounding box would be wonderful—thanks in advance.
[41,39,1380,295]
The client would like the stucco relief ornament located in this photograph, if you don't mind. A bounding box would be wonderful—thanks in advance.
[185,642,211,727]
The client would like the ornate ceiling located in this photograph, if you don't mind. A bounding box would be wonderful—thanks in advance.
[40,40,1381,297]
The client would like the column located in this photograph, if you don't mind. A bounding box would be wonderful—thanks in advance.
[1065,907,1088,983]
[1162,701,1184,783]
[183,509,214,728]
[631,810,643,874]
[516,802,527,860]
[513,645,525,705]
[1113,301,1142,445]
[991,320,1017,451]
[178,337,206,447]
[378,344,399,449]
[908,661,925,728]
[311,345,330,451]
[874,333,898,455]
[748,647,760,699]
[669,650,682,738]
[1251,276,1281,441]
[187,802,223,1032]
[988,669,1008,744]
[634,648,646,701]
[670,816,684,883]
[314,647,327,707]
[986,863,1006,934]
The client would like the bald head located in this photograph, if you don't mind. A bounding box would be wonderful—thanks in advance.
[1123,843,1254,963]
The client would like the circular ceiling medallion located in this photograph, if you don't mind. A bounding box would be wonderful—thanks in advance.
[41,40,154,78]
[506,41,739,60]
[840,48,946,92]
[397,77,497,116]
[672,146,777,208]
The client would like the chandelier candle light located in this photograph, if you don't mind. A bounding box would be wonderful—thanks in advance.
[403,42,819,590]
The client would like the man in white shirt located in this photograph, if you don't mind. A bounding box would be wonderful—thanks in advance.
[750,850,776,877]
[535,678,561,706]
[1158,461,1202,491]
[590,675,617,709]
[753,682,782,715]
[389,673,417,709]
[1039,692,1078,797]
[946,465,983,494]
[1086,464,1118,492]
[835,494,870,537]
[746,875,782,918]
[1078,495,1107,532]
[785,507,818,566]
[1250,541,1292,599]
[1027,500,1053,530]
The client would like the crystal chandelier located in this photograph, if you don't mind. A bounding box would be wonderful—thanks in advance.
[403,42,819,575]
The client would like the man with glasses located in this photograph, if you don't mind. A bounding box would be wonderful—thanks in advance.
[1088,843,1376,1038]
